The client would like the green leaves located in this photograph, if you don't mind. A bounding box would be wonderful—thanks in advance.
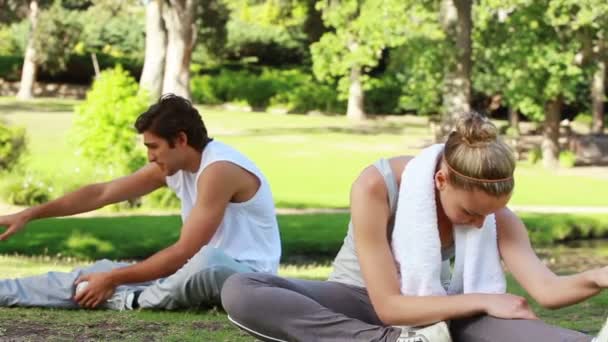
[71,66,149,179]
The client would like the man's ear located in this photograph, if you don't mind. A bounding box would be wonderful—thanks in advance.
[175,131,188,147]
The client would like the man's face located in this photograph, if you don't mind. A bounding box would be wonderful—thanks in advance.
[142,131,179,176]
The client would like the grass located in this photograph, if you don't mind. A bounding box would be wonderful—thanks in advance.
[1,97,607,209]
[1,213,608,262]
[0,255,606,340]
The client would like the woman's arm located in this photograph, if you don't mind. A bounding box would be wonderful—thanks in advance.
[352,159,536,326]
[497,208,603,309]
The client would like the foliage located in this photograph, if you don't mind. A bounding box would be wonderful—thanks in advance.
[559,150,577,168]
[387,36,445,115]
[474,0,588,121]
[222,0,312,65]
[0,24,21,55]
[190,68,344,113]
[142,187,181,209]
[75,1,145,61]
[311,0,437,99]
[70,66,148,179]
[0,171,55,205]
[31,2,82,74]
[0,120,26,170]
[527,146,542,165]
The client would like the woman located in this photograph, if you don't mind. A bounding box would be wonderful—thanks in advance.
[221,112,608,342]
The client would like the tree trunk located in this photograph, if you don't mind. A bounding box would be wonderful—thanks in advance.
[509,107,520,136]
[542,98,562,169]
[591,45,605,135]
[16,0,39,100]
[347,65,366,120]
[140,0,167,100]
[161,0,196,100]
[438,0,472,138]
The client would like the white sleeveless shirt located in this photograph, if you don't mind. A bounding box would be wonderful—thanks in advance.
[165,140,281,274]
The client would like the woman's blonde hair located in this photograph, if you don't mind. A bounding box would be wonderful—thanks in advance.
[443,112,515,197]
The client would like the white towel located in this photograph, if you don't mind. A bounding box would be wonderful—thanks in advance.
[391,144,506,297]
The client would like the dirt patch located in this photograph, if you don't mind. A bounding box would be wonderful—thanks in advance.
[0,320,168,342]
[191,321,225,331]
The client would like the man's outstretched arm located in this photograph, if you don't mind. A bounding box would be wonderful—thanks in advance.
[74,161,251,308]
[0,163,166,240]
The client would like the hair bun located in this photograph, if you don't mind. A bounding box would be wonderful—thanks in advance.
[454,112,497,147]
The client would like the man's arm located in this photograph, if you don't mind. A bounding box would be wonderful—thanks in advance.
[0,164,166,240]
[497,208,601,309]
[74,161,248,308]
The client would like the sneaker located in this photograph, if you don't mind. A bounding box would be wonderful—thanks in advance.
[396,321,452,342]
[593,316,608,342]
[74,281,134,311]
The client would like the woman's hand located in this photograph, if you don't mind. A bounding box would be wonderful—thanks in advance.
[483,293,538,320]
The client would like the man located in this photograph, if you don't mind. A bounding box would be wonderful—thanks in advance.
[0,94,281,311]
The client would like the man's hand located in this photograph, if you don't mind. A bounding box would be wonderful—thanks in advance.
[74,272,117,308]
[0,212,30,241]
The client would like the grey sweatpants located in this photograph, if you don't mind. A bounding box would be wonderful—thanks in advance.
[0,246,254,310]
[222,273,593,342]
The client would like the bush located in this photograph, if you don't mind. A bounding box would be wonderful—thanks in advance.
[0,172,56,206]
[559,150,577,168]
[527,146,542,165]
[365,75,402,114]
[191,68,344,113]
[142,187,181,209]
[71,66,148,179]
[573,113,593,127]
[0,120,26,171]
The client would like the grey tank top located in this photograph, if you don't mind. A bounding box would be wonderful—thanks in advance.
[328,158,455,288]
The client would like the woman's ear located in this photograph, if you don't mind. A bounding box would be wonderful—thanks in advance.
[435,168,448,191]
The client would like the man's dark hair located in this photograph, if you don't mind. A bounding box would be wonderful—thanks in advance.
[134,94,212,151]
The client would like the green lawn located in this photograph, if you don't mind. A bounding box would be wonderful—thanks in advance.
[1,97,607,209]
[0,255,606,340]
[0,213,607,261]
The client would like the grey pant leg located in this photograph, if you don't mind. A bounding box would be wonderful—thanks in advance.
[0,259,130,308]
[221,273,401,342]
[450,315,593,342]
[137,246,253,310]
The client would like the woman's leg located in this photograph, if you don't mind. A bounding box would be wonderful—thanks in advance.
[450,315,593,342]
[221,273,401,342]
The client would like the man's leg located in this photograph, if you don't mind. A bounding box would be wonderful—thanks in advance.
[221,273,402,342]
[450,315,593,342]
[0,259,131,308]
[137,246,253,310]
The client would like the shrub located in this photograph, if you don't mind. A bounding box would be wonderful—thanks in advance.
[0,172,56,206]
[191,68,344,113]
[0,120,26,171]
[142,187,181,209]
[559,150,577,168]
[70,66,148,179]
[527,146,542,165]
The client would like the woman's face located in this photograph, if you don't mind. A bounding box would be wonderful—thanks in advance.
[435,167,511,228]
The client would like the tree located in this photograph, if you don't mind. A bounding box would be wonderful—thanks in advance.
[475,0,586,168]
[439,0,472,137]
[159,0,197,99]
[139,0,166,99]
[16,0,38,99]
[547,0,608,135]
[311,0,413,120]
